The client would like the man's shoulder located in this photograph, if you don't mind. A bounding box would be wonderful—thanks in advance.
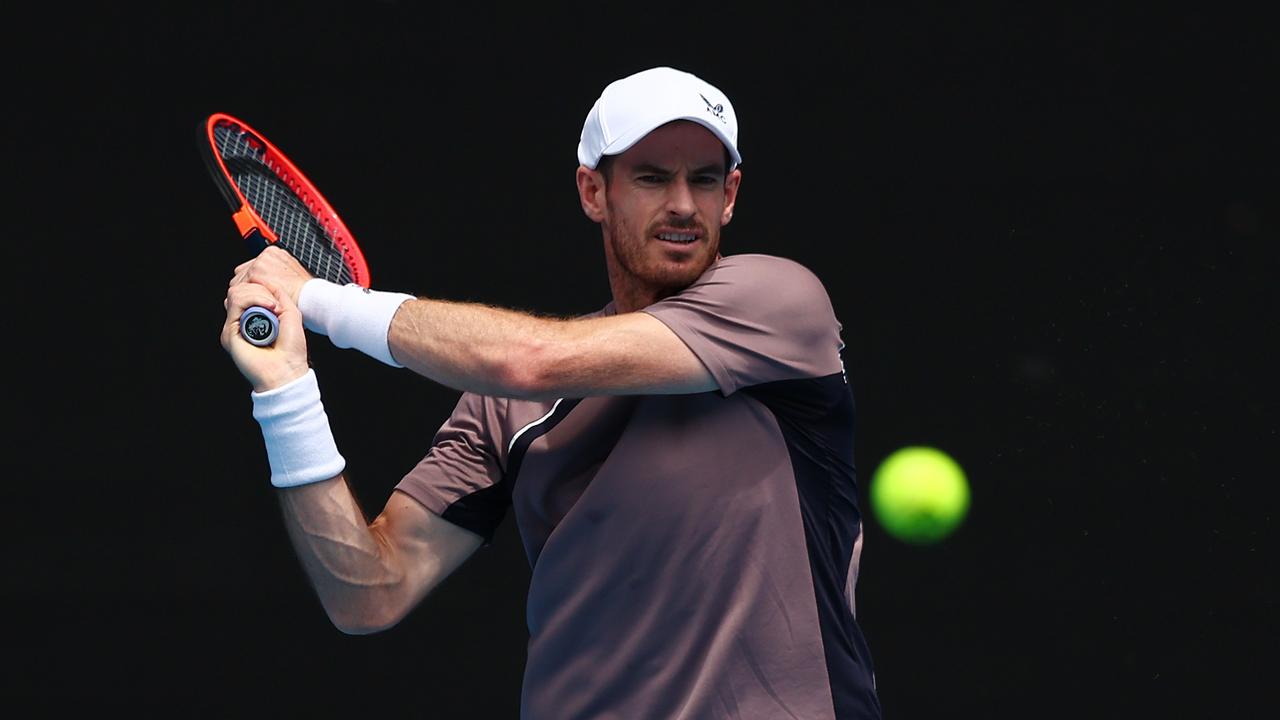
[707,253,829,295]
[715,252,819,275]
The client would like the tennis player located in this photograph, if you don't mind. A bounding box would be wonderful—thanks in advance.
[222,65,882,719]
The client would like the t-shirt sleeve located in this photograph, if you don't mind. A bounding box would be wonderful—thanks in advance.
[394,392,513,545]
[641,254,846,396]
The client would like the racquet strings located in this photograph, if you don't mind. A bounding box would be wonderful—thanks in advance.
[212,121,356,286]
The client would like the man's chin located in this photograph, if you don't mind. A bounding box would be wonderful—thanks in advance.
[646,257,714,290]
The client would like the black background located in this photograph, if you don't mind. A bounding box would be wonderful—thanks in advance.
[5,2,1274,717]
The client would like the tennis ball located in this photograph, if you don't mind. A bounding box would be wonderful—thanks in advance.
[870,446,970,544]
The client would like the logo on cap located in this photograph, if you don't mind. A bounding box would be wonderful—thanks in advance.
[700,94,727,123]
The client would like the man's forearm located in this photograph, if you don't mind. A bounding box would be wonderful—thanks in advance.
[387,298,562,399]
[276,478,406,634]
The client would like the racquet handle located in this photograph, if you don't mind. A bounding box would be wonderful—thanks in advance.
[240,306,280,347]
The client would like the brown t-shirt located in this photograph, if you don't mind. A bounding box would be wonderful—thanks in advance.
[396,253,881,719]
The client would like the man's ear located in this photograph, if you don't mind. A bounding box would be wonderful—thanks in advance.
[721,167,742,226]
[576,165,607,223]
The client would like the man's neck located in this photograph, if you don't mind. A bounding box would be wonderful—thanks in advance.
[605,253,724,313]
[607,271,665,314]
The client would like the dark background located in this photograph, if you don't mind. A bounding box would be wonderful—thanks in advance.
[5,2,1274,717]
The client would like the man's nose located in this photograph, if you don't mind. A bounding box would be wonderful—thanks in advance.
[664,178,697,218]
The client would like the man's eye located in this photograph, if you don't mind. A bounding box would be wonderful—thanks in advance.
[637,175,664,183]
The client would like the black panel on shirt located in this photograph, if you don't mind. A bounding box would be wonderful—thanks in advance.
[744,373,883,719]
[441,398,583,545]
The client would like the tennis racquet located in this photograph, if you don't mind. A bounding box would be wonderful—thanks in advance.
[199,112,371,347]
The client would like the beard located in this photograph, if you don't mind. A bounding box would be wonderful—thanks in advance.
[602,206,719,299]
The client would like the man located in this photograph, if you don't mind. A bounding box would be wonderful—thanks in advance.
[222,66,882,719]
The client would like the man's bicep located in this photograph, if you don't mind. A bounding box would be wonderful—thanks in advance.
[551,312,718,397]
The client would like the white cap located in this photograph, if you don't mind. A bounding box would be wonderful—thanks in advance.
[577,66,741,171]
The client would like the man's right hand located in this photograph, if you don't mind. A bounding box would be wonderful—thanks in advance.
[233,245,315,306]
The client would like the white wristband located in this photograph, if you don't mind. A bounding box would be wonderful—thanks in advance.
[298,279,415,367]
[251,369,347,488]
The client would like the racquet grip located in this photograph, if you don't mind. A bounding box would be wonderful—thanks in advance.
[240,306,280,347]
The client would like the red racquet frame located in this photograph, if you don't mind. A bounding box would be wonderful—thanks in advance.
[200,112,371,288]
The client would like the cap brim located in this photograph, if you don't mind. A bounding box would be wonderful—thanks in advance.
[600,116,741,169]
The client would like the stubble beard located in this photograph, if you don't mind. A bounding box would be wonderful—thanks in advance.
[603,209,718,306]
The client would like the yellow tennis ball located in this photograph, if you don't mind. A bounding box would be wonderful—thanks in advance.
[870,446,970,544]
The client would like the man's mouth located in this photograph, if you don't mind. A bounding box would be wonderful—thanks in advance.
[656,231,698,245]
